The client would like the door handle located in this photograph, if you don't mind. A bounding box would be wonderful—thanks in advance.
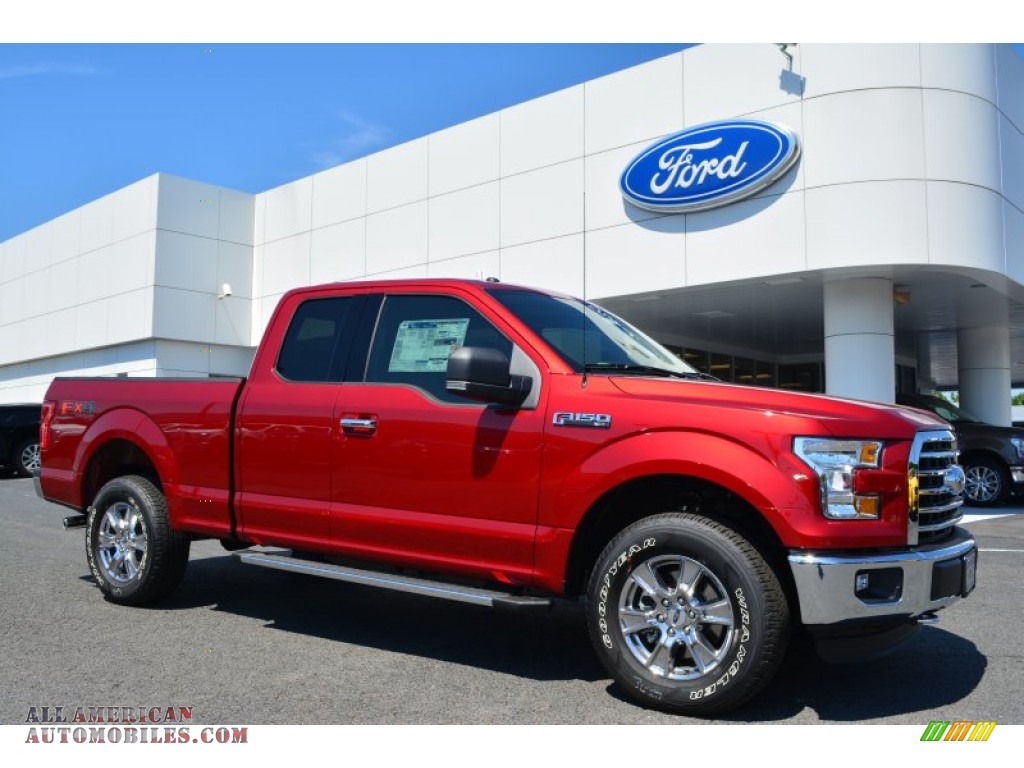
[340,415,377,435]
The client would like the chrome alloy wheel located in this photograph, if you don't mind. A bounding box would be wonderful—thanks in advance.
[20,442,40,473]
[95,501,149,584]
[964,464,1001,504]
[618,555,736,680]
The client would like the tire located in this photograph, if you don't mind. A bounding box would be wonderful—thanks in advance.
[586,513,790,716]
[962,456,1009,507]
[85,475,190,605]
[13,437,40,477]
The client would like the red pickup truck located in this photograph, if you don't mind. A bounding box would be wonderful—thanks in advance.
[36,278,976,715]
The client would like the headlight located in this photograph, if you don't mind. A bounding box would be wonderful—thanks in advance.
[793,438,884,519]
[1011,437,1024,462]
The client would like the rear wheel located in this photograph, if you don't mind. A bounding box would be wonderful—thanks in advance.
[13,437,40,477]
[586,513,790,715]
[85,475,190,605]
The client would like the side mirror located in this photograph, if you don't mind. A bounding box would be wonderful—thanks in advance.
[446,347,532,407]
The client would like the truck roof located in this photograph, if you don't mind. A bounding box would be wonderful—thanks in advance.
[278,278,561,301]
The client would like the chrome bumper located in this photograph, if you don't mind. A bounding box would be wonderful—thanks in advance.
[789,527,976,625]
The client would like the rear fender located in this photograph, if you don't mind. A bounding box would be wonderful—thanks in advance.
[77,408,179,504]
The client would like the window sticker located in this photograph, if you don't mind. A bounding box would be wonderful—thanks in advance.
[388,318,469,373]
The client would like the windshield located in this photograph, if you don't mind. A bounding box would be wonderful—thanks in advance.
[923,399,982,424]
[488,288,698,376]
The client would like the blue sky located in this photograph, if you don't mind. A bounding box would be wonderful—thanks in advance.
[0,44,690,243]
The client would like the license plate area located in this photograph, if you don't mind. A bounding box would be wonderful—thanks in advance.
[963,547,977,596]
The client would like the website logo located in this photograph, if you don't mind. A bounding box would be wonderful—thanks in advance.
[920,720,996,741]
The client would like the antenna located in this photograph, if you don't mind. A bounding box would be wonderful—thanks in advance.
[581,96,588,389]
[581,190,588,388]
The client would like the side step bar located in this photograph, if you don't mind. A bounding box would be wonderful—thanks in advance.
[234,550,552,611]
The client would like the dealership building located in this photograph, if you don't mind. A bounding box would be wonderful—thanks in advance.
[1,43,1022,424]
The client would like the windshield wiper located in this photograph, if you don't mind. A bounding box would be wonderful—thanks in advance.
[583,363,711,380]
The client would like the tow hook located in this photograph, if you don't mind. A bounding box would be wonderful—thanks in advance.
[916,611,940,625]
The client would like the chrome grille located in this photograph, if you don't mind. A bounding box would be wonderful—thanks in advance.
[908,430,964,545]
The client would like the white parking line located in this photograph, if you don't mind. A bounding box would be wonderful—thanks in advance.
[979,548,1024,553]
[961,512,1024,523]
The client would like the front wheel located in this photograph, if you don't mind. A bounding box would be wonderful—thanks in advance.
[962,456,1009,507]
[85,475,190,605]
[586,513,790,715]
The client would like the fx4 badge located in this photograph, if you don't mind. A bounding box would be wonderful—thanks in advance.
[552,412,612,429]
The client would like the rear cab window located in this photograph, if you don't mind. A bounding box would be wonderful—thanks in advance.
[275,297,356,383]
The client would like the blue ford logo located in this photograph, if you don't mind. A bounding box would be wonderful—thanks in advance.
[620,119,800,213]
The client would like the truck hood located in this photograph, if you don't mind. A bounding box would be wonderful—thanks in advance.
[608,377,950,438]
[953,421,1024,441]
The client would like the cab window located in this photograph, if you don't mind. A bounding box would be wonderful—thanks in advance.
[276,297,355,383]
[365,294,512,402]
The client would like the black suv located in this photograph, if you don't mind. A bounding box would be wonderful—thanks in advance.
[898,393,1024,507]
[0,404,42,478]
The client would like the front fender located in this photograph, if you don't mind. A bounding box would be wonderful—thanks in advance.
[542,429,816,540]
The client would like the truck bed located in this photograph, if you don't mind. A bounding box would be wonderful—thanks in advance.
[39,377,245,538]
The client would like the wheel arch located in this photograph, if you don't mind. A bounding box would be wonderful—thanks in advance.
[77,409,177,510]
[82,439,163,510]
[13,424,41,445]
[958,447,1010,468]
[563,473,796,615]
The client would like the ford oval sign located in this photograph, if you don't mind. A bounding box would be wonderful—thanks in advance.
[620,120,800,213]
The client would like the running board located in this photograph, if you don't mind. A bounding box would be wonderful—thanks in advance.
[234,550,552,611]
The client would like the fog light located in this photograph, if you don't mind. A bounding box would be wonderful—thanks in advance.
[854,568,904,603]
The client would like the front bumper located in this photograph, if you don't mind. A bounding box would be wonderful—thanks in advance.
[788,527,976,625]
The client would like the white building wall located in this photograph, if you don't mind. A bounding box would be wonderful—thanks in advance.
[0,174,256,403]
[0,176,158,374]
[999,47,1024,286]
[152,174,254,352]
[0,342,160,403]
[248,43,1018,343]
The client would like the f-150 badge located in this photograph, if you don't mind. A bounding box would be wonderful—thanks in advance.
[552,412,612,428]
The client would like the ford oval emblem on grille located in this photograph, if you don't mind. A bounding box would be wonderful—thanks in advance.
[945,465,966,497]
[620,119,800,213]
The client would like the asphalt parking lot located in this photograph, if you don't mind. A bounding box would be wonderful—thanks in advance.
[1,472,1021,725]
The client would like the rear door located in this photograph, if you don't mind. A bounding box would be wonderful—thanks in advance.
[235,292,366,550]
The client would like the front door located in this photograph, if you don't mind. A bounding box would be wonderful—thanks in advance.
[330,290,546,585]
